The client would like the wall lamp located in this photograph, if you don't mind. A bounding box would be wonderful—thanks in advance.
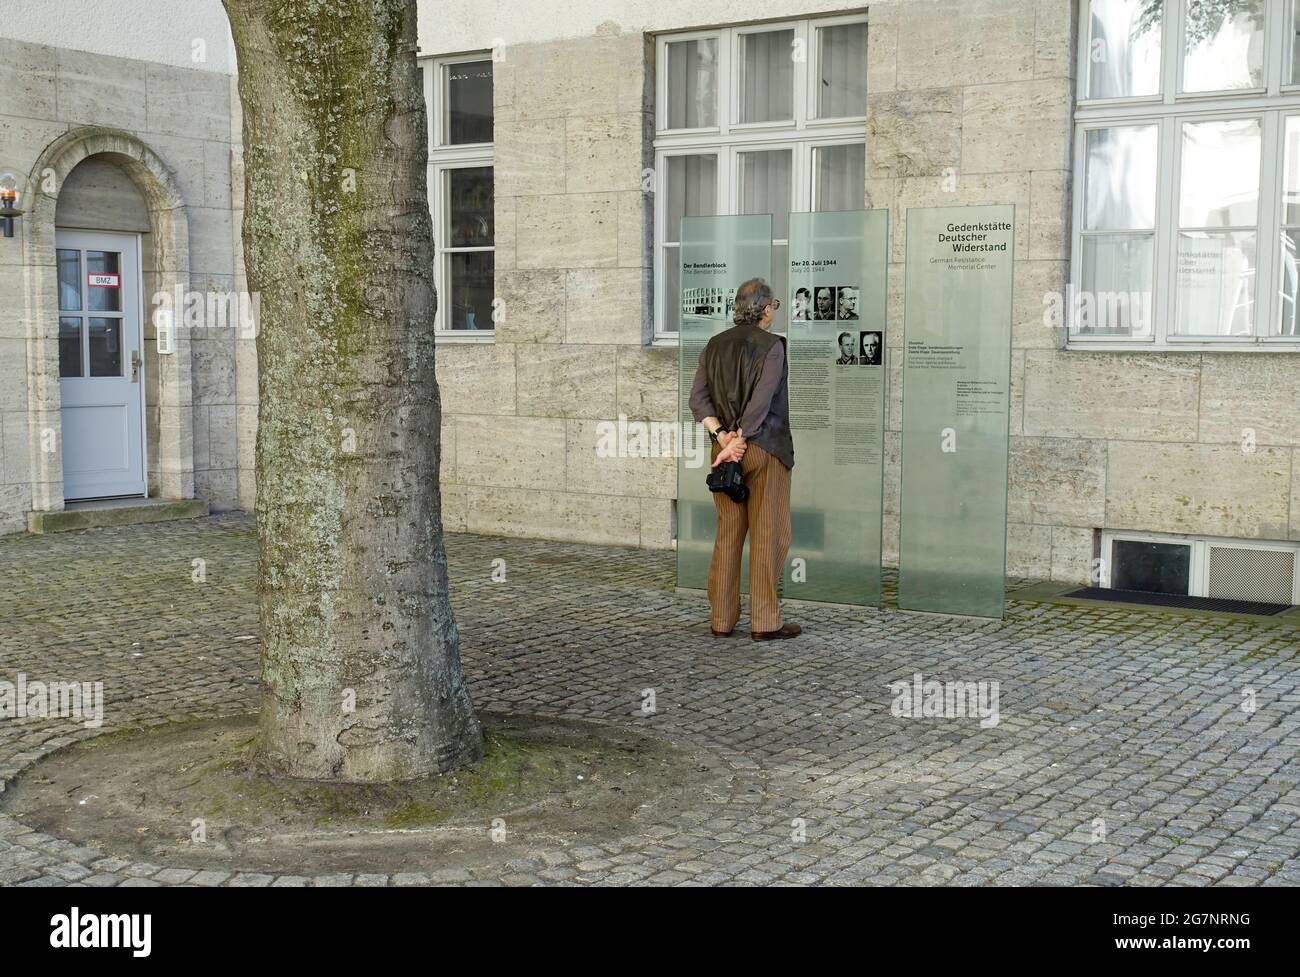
[0,171,24,238]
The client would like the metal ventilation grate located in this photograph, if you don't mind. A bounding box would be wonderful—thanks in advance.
[1206,546,1295,605]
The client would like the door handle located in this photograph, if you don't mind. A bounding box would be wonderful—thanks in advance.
[131,350,141,383]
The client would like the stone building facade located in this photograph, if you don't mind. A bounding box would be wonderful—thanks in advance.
[4,0,1300,603]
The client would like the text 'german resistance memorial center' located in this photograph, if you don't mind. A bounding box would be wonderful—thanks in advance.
[676,205,1014,620]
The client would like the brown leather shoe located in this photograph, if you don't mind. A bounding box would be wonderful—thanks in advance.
[751,622,801,641]
[711,627,736,637]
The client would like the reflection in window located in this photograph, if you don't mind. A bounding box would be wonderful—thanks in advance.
[1278,117,1300,335]
[58,316,82,378]
[816,23,866,118]
[1182,0,1265,93]
[87,317,122,376]
[447,251,493,330]
[86,250,121,313]
[1175,121,1259,336]
[448,167,493,247]
[446,60,492,145]
[57,249,81,312]
[666,38,718,129]
[1087,0,1162,99]
[1077,126,1158,336]
[738,30,794,124]
[814,144,866,212]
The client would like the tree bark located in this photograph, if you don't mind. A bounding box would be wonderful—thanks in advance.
[223,0,482,780]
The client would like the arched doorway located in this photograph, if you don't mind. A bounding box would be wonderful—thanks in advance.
[22,127,195,509]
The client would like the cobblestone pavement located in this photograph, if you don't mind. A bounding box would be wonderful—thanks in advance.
[1,515,1298,887]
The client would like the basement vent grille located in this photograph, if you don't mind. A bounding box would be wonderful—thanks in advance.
[1206,546,1295,605]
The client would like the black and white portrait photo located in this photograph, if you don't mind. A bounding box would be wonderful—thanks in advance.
[837,285,859,320]
[859,330,882,366]
[792,287,812,321]
[813,286,837,320]
[835,331,857,365]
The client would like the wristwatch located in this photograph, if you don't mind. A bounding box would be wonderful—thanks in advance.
[707,425,721,443]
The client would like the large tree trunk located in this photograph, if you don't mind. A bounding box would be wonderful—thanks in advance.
[224,0,482,780]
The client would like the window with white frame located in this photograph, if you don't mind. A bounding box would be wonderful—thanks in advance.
[1072,0,1300,348]
[654,15,868,339]
[424,54,494,336]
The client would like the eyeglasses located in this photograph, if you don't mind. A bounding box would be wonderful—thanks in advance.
[769,298,781,311]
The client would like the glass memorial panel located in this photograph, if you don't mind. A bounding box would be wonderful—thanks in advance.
[898,206,1015,619]
[784,210,887,606]
[677,214,773,591]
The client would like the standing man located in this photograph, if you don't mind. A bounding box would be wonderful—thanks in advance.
[688,278,800,642]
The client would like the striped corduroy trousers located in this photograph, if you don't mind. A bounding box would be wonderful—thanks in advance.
[706,442,793,634]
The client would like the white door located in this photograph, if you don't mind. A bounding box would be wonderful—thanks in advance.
[56,230,146,500]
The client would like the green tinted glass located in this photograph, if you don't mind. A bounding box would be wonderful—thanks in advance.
[898,206,1014,619]
[784,209,888,605]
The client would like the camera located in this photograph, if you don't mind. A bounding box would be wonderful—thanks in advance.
[706,460,748,503]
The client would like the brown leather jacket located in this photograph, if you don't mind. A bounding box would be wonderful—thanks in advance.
[701,323,794,469]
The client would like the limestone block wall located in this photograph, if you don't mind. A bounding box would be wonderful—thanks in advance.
[436,29,679,548]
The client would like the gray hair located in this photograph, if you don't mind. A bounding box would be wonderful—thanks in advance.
[732,278,774,327]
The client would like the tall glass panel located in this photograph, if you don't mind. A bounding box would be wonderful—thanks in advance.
[1174,118,1260,336]
[738,29,794,124]
[666,38,719,129]
[1086,0,1163,99]
[816,22,867,118]
[57,248,81,311]
[1182,0,1265,93]
[677,215,773,591]
[898,206,1015,619]
[1078,125,1158,336]
[784,210,887,606]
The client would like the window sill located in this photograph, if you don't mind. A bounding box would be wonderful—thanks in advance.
[436,331,495,344]
[1065,340,1300,353]
[651,335,680,349]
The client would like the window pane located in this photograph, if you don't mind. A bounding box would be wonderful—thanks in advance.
[662,246,681,334]
[448,166,493,247]
[664,155,717,244]
[1179,119,1260,229]
[1084,125,1157,230]
[1079,234,1155,336]
[1283,116,1300,225]
[814,144,866,211]
[666,38,718,129]
[1279,231,1300,336]
[57,249,81,311]
[738,149,791,239]
[86,250,120,312]
[58,316,82,378]
[1174,231,1257,336]
[446,251,494,330]
[1182,0,1265,93]
[816,22,866,118]
[1087,0,1163,98]
[738,29,794,124]
[1111,539,1191,595]
[1293,2,1300,85]
[446,60,492,144]
[87,317,122,376]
